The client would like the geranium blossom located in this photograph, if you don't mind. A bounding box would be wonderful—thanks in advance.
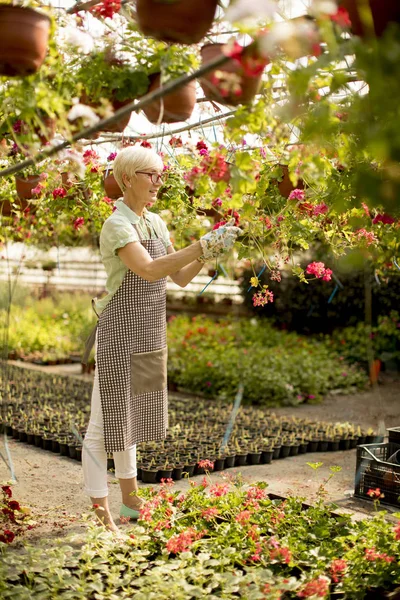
[330,6,351,28]
[289,188,305,201]
[330,558,347,583]
[393,522,400,541]
[201,507,220,521]
[91,0,121,19]
[306,262,333,282]
[198,459,214,470]
[372,213,395,225]
[297,575,330,598]
[355,228,378,246]
[236,510,252,525]
[365,547,394,563]
[53,187,67,199]
[209,482,230,497]
[73,217,85,231]
[253,286,274,306]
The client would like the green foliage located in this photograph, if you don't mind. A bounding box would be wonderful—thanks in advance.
[167,314,367,405]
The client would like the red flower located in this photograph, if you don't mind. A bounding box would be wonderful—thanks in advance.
[73,217,85,231]
[372,213,395,225]
[8,500,20,511]
[169,136,183,148]
[91,0,121,18]
[140,140,152,148]
[212,220,227,231]
[367,487,383,499]
[224,208,240,226]
[330,558,347,583]
[0,530,15,544]
[330,7,352,28]
[52,187,67,199]
[393,522,400,541]
[2,486,12,498]
[196,140,208,152]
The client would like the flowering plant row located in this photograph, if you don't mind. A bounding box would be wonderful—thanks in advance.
[0,475,399,598]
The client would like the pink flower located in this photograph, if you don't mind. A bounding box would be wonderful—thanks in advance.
[361,202,370,217]
[288,188,305,201]
[313,203,328,216]
[212,198,223,208]
[196,140,208,152]
[166,528,204,554]
[140,140,152,148]
[209,483,230,497]
[91,0,121,18]
[365,547,394,563]
[367,487,383,499]
[393,522,400,541]
[330,7,352,28]
[169,136,183,148]
[297,576,329,598]
[31,185,43,196]
[73,217,85,230]
[306,262,332,282]
[82,149,99,164]
[201,507,220,521]
[330,558,347,583]
[355,228,378,246]
[107,152,117,161]
[235,510,252,525]
[198,459,214,470]
[52,187,67,199]
[253,287,274,307]
[246,486,268,501]
[102,196,114,204]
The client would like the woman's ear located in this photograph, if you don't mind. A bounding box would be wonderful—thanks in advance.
[122,172,131,188]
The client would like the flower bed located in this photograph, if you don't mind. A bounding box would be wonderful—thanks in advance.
[168,315,367,404]
[0,478,399,598]
[0,365,381,482]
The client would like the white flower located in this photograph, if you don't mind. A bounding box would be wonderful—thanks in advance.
[68,103,100,128]
[309,0,338,16]
[258,19,319,60]
[58,25,94,54]
[225,0,278,23]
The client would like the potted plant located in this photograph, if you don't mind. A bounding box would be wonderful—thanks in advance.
[0,3,51,76]
[340,0,400,38]
[72,48,150,132]
[135,0,218,44]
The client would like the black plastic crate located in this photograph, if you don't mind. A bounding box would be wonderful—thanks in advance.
[355,442,400,508]
[387,427,400,444]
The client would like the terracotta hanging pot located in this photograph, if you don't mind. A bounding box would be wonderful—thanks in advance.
[199,43,264,106]
[340,0,400,37]
[272,165,304,199]
[136,0,218,44]
[15,175,40,200]
[102,98,132,133]
[142,74,196,124]
[0,6,50,76]
[36,116,57,144]
[103,171,122,199]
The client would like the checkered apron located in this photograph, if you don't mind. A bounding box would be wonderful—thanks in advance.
[96,224,168,453]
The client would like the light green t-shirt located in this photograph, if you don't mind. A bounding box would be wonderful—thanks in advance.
[95,199,172,314]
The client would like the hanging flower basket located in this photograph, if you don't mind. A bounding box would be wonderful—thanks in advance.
[340,0,400,37]
[136,0,218,44]
[103,171,122,199]
[199,43,265,106]
[0,6,50,76]
[142,74,196,124]
[103,98,132,133]
[15,175,40,200]
[274,165,304,199]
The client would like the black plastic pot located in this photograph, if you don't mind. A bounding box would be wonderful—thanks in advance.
[182,463,195,477]
[213,457,225,471]
[172,466,184,480]
[299,442,309,454]
[273,445,282,459]
[224,455,235,468]
[34,434,43,448]
[280,444,291,458]
[142,468,159,484]
[289,444,299,457]
[328,440,340,452]
[157,468,173,481]
[51,439,60,453]
[319,441,329,452]
[261,450,273,464]
[107,457,115,471]
[18,429,27,443]
[68,444,76,459]
[75,446,82,462]
[339,438,351,451]
[308,440,319,452]
[43,437,53,451]
[59,442,69,456]
[248,451,262,465]
[26,432,35,445]
[235,453,248,466]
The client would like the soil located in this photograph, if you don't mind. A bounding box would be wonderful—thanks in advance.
[1,364,399,544]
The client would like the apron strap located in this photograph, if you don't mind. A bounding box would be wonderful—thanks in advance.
[82,322,98,365]
[82,298,99,365]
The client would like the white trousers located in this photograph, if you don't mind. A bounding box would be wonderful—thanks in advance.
[82,364,137,498]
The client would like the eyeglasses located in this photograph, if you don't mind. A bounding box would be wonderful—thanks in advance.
[136,171,164,185]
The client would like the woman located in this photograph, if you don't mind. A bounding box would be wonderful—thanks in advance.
[82,146,241,532]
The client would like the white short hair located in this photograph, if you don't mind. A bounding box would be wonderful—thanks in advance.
[113,146,163,192]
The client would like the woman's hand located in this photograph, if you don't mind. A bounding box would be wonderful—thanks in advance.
[199,218,243,263]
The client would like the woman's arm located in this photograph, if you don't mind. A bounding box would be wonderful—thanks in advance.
[118,240,203,282]
[166,245,204,287]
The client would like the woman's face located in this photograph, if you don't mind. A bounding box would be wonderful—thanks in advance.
[132,169,163,207]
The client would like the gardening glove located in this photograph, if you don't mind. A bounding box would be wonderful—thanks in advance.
[199,218,243,263]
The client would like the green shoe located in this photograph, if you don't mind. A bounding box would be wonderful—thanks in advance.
[120,504,140,520]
